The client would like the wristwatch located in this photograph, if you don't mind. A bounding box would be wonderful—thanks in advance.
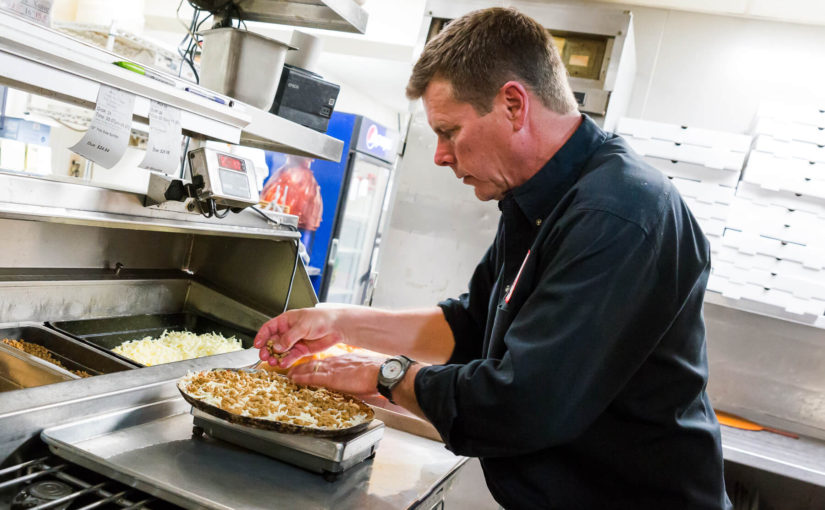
[377,355,416,405]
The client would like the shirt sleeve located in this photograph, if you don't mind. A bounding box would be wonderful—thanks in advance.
[437,240,498,364]
[415,208,706,457]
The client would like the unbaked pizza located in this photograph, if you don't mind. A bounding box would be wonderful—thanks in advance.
[178,369,373,433]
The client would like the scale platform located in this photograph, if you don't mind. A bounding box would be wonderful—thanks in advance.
[191,407,384,481]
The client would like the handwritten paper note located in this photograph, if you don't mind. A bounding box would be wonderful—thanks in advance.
[139,100,182,175]
[1,0,54,26]
[70,85,134,169]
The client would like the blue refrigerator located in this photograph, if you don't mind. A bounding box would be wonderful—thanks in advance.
[263,112,399,304]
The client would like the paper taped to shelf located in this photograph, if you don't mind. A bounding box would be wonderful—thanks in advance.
[139,100,182,175]
[1,0,53,26]
[70,85,134,169]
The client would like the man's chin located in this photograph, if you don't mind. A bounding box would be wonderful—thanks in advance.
[472,187,501,202]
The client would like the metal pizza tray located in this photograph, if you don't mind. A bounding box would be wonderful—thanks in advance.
[178,368,375,438]
[49,312,256,367]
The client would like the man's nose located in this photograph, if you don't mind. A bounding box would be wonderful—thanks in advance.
[433,139,455,167]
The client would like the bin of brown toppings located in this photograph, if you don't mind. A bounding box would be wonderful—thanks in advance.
[0,323,134,381]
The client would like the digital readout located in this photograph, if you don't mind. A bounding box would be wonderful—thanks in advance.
[218,154,245,172]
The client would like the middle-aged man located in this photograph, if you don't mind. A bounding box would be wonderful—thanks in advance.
[255,7,731,509]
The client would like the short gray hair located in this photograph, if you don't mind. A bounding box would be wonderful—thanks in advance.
[406,7,578,115]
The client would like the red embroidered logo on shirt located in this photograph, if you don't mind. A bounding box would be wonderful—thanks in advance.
[505,250,530,304]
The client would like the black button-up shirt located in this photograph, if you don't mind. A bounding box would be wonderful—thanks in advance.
[414,115,731,510]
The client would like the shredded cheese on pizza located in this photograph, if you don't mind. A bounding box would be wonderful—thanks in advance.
[178,369,370,430]
[113,330,243,366]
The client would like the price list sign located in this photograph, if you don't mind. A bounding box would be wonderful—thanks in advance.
[70,85,135,169]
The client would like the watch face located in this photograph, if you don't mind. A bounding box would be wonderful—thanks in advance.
[381,359,403,379]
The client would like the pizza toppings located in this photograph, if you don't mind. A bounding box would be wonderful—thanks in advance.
[178,369,371,430]
[2,338,92,378]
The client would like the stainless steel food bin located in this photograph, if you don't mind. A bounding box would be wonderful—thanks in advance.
[0,322,134,376]
[0,341,76,392]
[50,312,257,367]
[199,27,294,109]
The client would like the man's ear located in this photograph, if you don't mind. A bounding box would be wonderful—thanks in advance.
[499,81,529,131]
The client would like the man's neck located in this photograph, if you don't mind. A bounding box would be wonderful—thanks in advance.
[532,111,583,170]
[500,110,584,197]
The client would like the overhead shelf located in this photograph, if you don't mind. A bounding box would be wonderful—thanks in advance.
[0,10,344,162]
[0,171,301,241]
[200,0,368,34]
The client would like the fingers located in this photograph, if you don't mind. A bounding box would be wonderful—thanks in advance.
[253,314,287,348]
[277,342,311,368]
[254,309,327,352]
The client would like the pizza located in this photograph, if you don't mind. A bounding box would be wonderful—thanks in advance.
[178,369,373,432]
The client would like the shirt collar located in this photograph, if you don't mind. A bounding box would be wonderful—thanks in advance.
[504,114,608,225]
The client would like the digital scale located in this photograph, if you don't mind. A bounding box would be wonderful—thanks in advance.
[190,407,385,481]
[188,147,259,208]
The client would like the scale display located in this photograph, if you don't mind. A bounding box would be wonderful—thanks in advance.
[218,153,245,172]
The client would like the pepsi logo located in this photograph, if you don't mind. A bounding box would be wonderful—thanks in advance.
[366,124,393,152]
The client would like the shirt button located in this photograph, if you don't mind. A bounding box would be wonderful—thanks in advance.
[535,219,542,226]
[504,285,511,294]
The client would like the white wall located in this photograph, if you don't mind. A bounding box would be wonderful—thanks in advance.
[626,6,825,133]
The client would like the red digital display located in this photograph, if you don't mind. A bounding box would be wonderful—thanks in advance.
[218,154,244,172]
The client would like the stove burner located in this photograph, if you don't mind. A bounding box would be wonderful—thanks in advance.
[29,480,73,500]
[11,479,72,510]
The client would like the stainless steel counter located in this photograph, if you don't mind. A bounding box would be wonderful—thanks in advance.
[42,398,464,509]
[0,351,466,509]
[722,425,825,488]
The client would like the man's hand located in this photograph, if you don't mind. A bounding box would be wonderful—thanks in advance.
[254,308,345,368]
[288,353,383,398]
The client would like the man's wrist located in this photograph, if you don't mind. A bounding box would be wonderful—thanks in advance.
[392,363,426,419]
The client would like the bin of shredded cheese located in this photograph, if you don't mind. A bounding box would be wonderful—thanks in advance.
[112,330,243,366]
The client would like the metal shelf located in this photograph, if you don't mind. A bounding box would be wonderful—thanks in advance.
[0,171,300,241]
[722,425,825,487]
[0,10,344,162]
[230,0,368,34]
[239,103,343,159]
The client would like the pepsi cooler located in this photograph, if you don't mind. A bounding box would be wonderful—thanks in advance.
[262,113,398,305]
[318,114,398,305]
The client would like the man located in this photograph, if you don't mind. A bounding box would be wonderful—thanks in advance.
[255,7,731,509]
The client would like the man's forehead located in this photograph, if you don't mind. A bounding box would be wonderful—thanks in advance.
[422,79,476,122]
[422,79,456,106]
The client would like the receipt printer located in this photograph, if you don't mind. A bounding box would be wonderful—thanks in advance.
[270,64,340,133]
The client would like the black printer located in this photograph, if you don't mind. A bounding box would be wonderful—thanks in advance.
[270,64,340,133]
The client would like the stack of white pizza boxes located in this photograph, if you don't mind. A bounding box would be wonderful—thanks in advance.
[616,117,751,261]
[715,102,825,322]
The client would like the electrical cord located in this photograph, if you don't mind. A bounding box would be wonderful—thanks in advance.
[282,224,300,313]
[194,197,212,218]
[250,205,281,224]
[211,199,230,218]
[249,205,299,312]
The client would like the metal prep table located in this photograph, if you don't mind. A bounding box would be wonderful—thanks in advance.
[0,349,467,509]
